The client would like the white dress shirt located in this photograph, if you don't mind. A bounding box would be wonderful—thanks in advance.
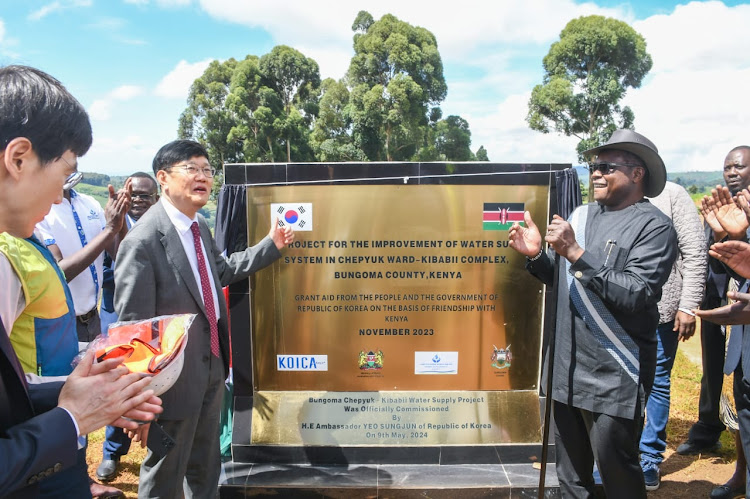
[160,198,221,322]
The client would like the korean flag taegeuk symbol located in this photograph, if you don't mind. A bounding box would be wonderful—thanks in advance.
[271,203,313,231]
[482,203,524,231]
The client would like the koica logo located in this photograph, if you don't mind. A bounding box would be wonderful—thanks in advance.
[277,355,328,371]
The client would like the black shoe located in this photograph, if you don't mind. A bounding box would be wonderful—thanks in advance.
[675,439,721,455]
[95,459,119,482]
[710,484,746,499]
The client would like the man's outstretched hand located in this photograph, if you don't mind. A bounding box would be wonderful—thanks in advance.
[695,291,750,325]
[508,211,542,258]
[269,217,295,250]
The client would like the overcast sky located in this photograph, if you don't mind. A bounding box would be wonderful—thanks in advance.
[1,0,748,175]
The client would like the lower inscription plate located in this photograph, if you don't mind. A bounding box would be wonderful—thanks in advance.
[251,390,541,446]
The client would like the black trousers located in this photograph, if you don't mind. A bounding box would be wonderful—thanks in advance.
[553,400,646,499]
[688,320,726,444]
[734,363,750,498]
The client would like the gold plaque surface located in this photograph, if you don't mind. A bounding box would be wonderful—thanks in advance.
[248,184,549,392]
[251,390,541,445]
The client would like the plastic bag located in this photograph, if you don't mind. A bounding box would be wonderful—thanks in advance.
[75,313,195,396]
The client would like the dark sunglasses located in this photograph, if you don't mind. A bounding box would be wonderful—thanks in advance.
[588,161,641,175]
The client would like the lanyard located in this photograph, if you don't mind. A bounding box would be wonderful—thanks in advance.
[68,191,100,300]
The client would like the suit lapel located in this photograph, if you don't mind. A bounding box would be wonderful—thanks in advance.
[154,204,206,314]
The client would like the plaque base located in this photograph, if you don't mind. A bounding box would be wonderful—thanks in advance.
[219,461,564,498]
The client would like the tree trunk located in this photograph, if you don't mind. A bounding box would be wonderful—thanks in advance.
[385,124,392,161]
[266,136,274,162]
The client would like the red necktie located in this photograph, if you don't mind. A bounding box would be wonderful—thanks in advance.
[190,222,220,358]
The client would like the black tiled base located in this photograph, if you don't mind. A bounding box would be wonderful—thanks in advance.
[219,462,561,498]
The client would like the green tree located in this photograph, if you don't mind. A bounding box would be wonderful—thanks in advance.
[348,11,447,161]
[80,172,111,187]
[435,115,474,161]
[181,48,321,165]
[259,45,321,162]
[475,146,489,161]
[311,78,367,162]
[526,15,652,161]
[224,55,277,162]
[178,59,244,167]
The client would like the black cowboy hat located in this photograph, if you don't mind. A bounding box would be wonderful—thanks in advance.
[583,129,666,197]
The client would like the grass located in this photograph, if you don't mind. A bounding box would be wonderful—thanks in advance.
[87,429,146,498]
[667,347,737,462]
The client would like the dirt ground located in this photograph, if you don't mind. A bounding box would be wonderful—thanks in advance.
[652,447,736,498]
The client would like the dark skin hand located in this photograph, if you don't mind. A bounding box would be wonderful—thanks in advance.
[708,240,750,280]
[545,214,583,263]
[674,310,696,341]
[700,185,749,240]
[695,291,750,325]
[508,211,542,257]
[508,212,583,263]
[736,187,750,225]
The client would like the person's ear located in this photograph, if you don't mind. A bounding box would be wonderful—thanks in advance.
[632,166,646,185]
[2,137,35,180]
[155,169,168,190]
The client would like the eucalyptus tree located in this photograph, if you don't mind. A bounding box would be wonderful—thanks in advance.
[526,15,652,161]
[347,11,447,161]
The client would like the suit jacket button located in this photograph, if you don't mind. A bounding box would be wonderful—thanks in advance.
[574,271,583,279]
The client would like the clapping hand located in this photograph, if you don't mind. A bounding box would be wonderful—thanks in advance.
[104,178,132,232]
[545,214,583,263]
[709,240,750,280]
[700,185,749,240]
[57,350,162,436]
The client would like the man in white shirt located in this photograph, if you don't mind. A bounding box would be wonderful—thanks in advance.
[36,179,130,341]
[115,139,294,498]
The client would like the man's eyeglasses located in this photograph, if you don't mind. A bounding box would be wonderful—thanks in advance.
[132,193,156,201]
[166,163,216,178]
[63,171,83,190]
[588,161,641,175]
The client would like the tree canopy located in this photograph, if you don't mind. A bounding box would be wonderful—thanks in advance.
[526,15,652,161]
[348,12,447,161]
[179,11,485,168]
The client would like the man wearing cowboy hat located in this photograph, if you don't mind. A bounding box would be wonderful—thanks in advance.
[509,129,678,498]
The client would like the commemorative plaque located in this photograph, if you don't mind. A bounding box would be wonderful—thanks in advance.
[222,162,570,467]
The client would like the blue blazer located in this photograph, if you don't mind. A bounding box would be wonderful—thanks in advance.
[0,320,77,498]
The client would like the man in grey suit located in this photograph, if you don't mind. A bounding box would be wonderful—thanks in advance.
[114,139,294,498]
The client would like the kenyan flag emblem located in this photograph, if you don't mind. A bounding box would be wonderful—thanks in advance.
[482,203,524,231]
